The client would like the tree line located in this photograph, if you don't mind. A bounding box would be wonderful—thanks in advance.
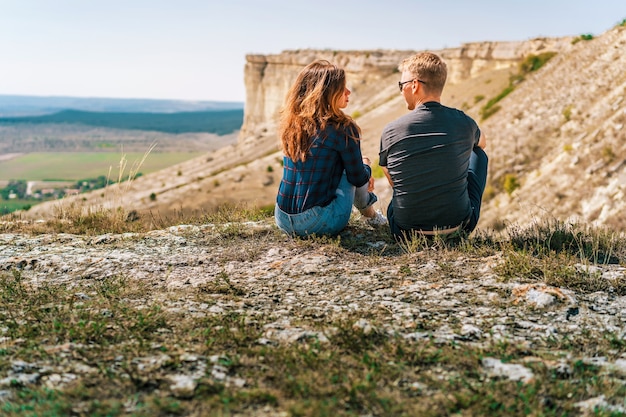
[0,109,243,135]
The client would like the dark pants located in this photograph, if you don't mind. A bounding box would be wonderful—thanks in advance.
[388,147,489,240]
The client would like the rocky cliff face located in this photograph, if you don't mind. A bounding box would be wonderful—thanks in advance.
[242,50,403,134]
[240,38,571,141]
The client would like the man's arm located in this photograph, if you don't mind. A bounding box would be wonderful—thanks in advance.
[382,166,393,187]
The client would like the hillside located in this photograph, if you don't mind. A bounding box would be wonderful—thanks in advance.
[477,27,626,231]
[16,24,626,232]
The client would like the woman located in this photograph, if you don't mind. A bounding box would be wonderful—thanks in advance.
[274,59,386,237]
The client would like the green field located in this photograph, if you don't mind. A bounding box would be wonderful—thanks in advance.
[0,152,205,181]
[0,198,34,213]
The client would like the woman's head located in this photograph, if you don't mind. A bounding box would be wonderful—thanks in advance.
[280,59,359,162]
[291,59,349,116]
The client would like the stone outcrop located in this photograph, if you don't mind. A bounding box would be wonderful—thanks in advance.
[1,220,625,412]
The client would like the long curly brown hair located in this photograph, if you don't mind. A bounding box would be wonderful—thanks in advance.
[279,59,361,162]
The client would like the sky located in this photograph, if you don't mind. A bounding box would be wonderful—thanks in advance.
[1,0,624,103]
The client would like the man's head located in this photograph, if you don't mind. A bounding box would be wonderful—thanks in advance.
[398,52,447,110]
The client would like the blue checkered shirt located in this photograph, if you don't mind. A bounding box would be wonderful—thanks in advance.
[276,124,371,214]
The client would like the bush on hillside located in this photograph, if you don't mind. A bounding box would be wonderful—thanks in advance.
[519,52,557,74]
[480,52,557,121]
[503,173,521,196]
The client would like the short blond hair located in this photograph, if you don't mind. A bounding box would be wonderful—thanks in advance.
[399,52,447,95]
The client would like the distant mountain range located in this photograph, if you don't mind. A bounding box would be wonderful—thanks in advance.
[0,95,244,117]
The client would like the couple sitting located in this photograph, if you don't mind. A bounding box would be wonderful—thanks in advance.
[274,53,488,241]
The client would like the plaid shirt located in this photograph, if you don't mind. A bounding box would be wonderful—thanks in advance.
[276,124,371,214]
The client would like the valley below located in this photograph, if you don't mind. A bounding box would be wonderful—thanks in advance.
[0,99,243,214]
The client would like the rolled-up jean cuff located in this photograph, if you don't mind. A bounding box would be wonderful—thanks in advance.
[353,183,378,210]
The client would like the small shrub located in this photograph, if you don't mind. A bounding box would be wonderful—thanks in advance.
[509,74,525,86]
[519,52,557,74]
[480,85,514,120]
[149,192,157,201]
[351,110,362,119]
[571,34,593,45]
[563,105,573,121]
[177,170,182,176]
[480,104,501,120]
[267,166,274,173]
[474,95,485,103]
[602,146,615,162]
[563,144,573,153]
[503,173,520,196]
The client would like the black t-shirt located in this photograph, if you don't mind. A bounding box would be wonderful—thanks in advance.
[379,102,480,230]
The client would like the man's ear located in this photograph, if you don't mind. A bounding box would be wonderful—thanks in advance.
[412,80,420,94]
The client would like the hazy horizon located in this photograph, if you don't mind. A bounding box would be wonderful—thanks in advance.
[0,94,244,105]
[0,94,243,118]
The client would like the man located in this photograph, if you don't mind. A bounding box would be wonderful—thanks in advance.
[378,52,488,240]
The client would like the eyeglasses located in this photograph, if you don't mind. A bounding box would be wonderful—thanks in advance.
[398,79,426,92]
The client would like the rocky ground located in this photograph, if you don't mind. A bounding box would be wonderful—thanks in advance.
[1,218,626,415]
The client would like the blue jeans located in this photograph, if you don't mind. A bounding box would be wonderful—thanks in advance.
[275,173,377,237]
[388,147,488,239]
